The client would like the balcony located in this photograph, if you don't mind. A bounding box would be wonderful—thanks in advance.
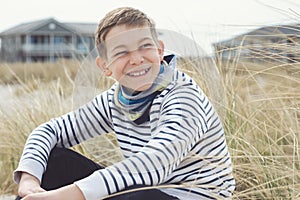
[22,43,76,54]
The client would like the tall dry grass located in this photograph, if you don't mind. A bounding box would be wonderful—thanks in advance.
[0,60,77,194]
[217,41,300,199]
[224,64,299,199]
[0,45,299,199]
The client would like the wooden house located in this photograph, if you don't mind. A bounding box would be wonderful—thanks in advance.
[213,24,300,63]
[0,18,97,62]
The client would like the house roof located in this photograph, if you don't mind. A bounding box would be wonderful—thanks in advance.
[246,24,300,36]
[65,23,97,35]
[0,18,97,36]
[0,18,52,35]
[214,23,300,47]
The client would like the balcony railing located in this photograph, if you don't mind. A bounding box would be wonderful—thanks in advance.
[21,42,91,57]
[22,43,75,52]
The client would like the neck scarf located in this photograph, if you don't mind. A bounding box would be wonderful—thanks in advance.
[114,57,175,122]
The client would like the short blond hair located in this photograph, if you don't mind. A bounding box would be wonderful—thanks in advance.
[95,7,158,58]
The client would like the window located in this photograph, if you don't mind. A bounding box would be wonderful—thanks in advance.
[77,36,90,53]
[54,36,72,44]
[21,35,26,44]
[30,35,48,44]
[54,36,64,44]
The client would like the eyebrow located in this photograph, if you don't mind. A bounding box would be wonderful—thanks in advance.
[110,37,154,53]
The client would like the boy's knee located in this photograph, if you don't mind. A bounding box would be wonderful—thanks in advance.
[48,147,76,164]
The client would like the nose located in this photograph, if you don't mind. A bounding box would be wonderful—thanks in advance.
[129,50,144,65]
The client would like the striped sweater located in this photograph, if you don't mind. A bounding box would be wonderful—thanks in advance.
[14,58,235,200]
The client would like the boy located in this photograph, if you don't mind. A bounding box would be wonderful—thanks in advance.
[14,7,235,200]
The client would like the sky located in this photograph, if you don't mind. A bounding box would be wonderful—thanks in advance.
[1,0,300,53]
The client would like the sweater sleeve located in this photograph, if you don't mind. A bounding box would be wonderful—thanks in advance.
[13,90,114,184]
[75,84,209,200]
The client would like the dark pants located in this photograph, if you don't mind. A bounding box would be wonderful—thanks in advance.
[16,147,179,200]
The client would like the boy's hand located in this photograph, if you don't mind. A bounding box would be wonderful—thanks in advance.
[21,184,85,200]
[18,172,45,197]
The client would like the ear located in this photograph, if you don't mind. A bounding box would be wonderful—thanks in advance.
[157,40,165,61]
[96,56,112,77]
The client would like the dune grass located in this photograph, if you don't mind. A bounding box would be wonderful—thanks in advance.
[0,50,299,199]
[221,60,300,199]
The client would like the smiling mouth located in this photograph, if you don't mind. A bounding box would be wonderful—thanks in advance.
[126,67,151,77]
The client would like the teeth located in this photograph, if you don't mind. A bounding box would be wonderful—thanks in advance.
[127,68,150,77]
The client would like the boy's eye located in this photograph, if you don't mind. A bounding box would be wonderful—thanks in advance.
[113,51,128,57]
[140,43,153,49]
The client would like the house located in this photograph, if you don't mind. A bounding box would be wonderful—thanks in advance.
[213,24,300,63]
[0,18,97,62]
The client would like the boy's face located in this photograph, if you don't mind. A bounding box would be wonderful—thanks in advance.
[96,25,164,91]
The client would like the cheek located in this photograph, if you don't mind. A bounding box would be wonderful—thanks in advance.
[110,59,127,73]
[112,67,123,79]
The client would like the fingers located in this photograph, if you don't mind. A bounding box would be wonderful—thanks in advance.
[20,190,48,200]
[18,187,46,198]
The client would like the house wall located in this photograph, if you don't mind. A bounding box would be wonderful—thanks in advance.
[0,35,23,62]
